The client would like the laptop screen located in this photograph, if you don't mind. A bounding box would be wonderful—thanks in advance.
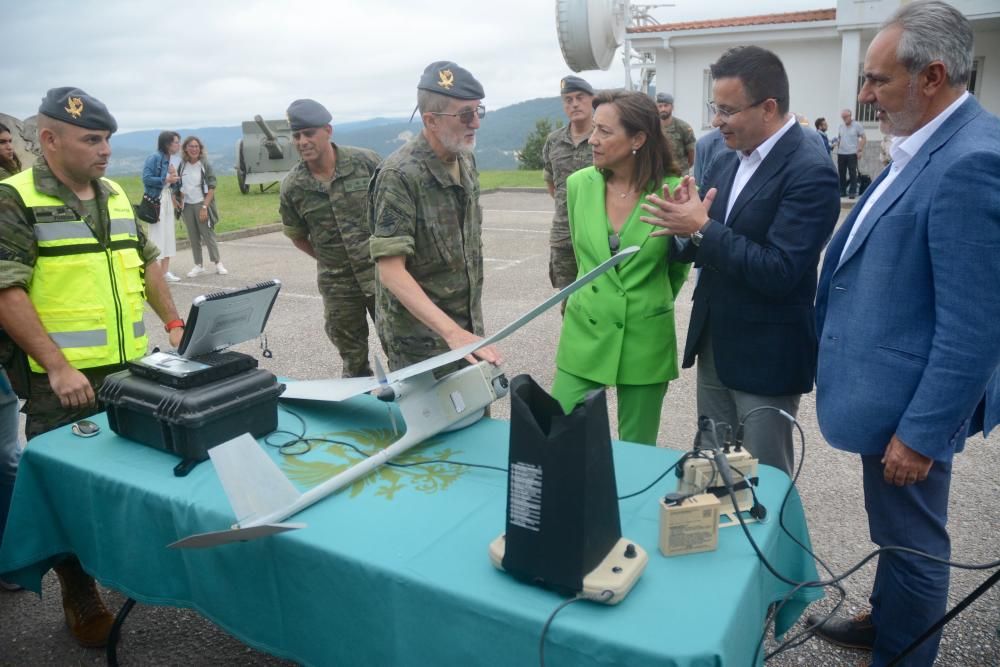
[176,280,281,358]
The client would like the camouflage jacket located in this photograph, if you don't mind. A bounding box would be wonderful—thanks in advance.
[0,156,158,291]
[662,116,697,174]
[542,124,592,247]
[280,143,381,294]
[368,131,483,365]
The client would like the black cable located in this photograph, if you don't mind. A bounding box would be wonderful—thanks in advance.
[703,412,1000,665]
[386,458,508,473]
[616,459,681,500]
[886,567,1000,666]
[741,409,846,663]
[725,408,848,662]
[538,591,612,667]
[728,408,1000,663]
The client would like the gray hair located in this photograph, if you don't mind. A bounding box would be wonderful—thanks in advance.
[885,0,973,87]
[417,89,452,115]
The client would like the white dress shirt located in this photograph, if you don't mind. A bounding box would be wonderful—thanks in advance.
[838,92,970,264]
[725,114,797,223]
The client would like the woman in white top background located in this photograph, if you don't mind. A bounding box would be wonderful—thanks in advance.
[177,136,226,276]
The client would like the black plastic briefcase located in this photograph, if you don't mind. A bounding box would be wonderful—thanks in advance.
[99,368,284,473]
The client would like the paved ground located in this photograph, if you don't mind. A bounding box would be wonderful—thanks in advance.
[1,190,997,665]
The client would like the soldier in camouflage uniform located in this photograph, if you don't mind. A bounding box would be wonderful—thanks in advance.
[280,99,383,377]
[656,92,696,174]
[0,87,184,648]
[369,61,500,371]
[542,75,595,291]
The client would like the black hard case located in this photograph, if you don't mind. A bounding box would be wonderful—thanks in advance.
[99,368,285,462]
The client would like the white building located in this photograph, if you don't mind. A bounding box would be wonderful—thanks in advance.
[629,0,1000,151]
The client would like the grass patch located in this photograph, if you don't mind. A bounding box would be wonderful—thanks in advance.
[114,169,544,239]
[480,170,545,190]
[115,175,280,240]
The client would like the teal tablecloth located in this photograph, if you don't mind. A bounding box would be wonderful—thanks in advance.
[0,394,820,666]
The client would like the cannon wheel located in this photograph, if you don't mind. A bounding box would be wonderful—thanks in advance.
[236,139,250,195]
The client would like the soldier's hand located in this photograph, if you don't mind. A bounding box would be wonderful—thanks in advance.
[472,344,502,366]
[49,364,95,409]
[445,329,503,366]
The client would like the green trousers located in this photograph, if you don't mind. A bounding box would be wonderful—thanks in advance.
[550,368,668,446]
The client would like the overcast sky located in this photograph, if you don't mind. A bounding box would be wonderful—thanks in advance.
[4,0,832,132]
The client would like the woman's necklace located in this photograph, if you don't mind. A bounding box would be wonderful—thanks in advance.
[607,180,636,199]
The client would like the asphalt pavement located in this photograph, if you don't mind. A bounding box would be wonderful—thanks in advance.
[1,190,997,666]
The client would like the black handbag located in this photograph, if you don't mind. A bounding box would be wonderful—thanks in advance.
[134,193,160,223]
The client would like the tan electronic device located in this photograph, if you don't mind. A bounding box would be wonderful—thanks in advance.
[659,493,721,557]
[489,535,647,605]
[677,449,759,527]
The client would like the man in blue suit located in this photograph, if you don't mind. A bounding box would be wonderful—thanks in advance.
[642,46,840,475]
[809,2,1000,664]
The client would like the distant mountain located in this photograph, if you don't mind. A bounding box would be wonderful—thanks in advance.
[106,100,564,175]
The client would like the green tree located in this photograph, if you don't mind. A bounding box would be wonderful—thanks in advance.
[517,118,561,170]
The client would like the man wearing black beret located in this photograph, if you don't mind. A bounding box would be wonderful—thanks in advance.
[542,75,595,295]
[0,87,185,648]
[368,61,500,370]
[279,98,384,377]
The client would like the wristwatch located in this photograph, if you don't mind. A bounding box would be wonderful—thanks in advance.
[690,220,709,246]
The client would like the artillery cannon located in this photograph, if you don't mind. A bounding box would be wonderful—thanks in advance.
[234,115,298,194]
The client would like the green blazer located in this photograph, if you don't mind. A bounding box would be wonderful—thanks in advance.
[556,167,689,386]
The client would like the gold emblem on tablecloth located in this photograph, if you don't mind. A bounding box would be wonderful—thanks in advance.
[280,428,466,500]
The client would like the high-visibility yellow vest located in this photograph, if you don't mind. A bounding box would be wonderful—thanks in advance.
[3,169,148,372]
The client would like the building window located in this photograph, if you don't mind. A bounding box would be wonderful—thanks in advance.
[855,69,878,124]
[702,69,713,129]
[969,57,983,97]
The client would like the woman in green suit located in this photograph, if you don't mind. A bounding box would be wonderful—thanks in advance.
[552,90,689,445]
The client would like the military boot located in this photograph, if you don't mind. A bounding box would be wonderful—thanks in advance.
[53,558,114,648]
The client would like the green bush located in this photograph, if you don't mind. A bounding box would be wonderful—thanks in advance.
[517,118,559,171]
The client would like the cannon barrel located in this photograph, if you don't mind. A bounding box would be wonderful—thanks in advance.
[253,115,284,160]
[253,114,279,142]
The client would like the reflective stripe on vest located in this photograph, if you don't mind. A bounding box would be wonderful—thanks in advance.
[4,169,149,372]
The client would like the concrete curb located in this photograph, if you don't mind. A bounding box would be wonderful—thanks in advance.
[481,187,548,195]
[175,222,284,250]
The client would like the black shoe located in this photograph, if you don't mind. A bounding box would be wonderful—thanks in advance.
[0,577,24,592]
[806,611,875,651]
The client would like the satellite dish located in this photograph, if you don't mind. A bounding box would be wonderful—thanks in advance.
[556,0,628,72]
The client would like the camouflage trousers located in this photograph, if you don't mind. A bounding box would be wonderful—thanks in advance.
[21,367,122,441]
[319,278,381,378]
[549,244,578,290]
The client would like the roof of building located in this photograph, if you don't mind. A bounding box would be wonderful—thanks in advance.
[627,8,837,34]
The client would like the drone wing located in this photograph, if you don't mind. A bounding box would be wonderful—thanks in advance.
[385,245,639,384]
[280,245,638,402]
[280,376,383,402]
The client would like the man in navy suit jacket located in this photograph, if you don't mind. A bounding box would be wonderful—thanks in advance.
[641,46,840,475]
[809,2,1000,664]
